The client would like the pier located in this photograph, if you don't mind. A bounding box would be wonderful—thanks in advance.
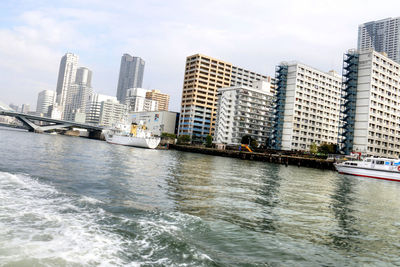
[169,144,335,170]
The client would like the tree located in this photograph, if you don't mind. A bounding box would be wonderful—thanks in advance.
[205,135,213,147]
[310,142,318,154]
[241,135,252,145]
[250,139,258,149]
[318,143,335,155]
[177,135,191,144]
[161,132,176,139]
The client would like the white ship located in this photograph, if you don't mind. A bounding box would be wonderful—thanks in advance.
[334,157,400,182]
[104,123,160,149]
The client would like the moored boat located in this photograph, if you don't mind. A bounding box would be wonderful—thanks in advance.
[334,157,400,182]
[104,123,160,149]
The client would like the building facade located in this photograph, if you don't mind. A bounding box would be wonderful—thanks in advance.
[85,93,126,127]
[126,88,158,112]
[63,67,93,121]
[56,53,79,107]
[145,89,170,111]
[339,49,400,157]
[36,90,56,115]
[178,54,268,142]
[271,62,342,151]
[116,53,145,103]
[214,80,274,145]
[358,17,400,63]
[129,111,179,136]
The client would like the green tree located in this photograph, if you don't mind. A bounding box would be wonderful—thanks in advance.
[310,142,318,154]
[205,135,213,147]
[161,132,176,139]
[250,139,258,149]
[241,135,252,145]
[318,143,335,155]
[177,135,191,144]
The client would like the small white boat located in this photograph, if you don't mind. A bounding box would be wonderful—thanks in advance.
[334,157,400,182]
[105,123,160,149]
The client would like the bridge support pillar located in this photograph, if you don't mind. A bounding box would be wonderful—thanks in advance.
[88,130,103,140]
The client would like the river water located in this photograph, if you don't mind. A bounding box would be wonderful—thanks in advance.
[1,128,400,266]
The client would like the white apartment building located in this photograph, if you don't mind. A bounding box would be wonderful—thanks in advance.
[129,111,178,136]
[214,80,274,145]
[36,90,55,115]
[271,62,342,151]
[125,88,158,112]
[85,93,126,127]
[340,49,400,157]
[358,17,400,63]
[98,100,127,127]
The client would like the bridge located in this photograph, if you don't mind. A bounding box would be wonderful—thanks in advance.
[0,109,104,139]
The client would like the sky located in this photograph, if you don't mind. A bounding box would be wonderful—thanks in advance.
[1,0,400,112]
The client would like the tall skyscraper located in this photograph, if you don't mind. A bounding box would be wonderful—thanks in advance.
[56,53,79,107]
[145,89,170,111]
[116,53,145,103]
[178,53,268,142]
[358,17,400,63]
[36,90,56,115]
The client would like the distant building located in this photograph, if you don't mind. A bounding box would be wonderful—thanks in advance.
[214,80,274,145]
[271,62,342,151]
[358,17,400,63]
[145,89,170,111]
[9,103,19,112]
[116,53,145,103]
[129,111,179,136]
[85,93,126,127]
[21,104,30,114]
[339,49,400,157]
[178,53,268,142]
[47,104,63,120]
[126,88,158,112]
[64,67,93,121]
[56,53,79,107]
[36,90,56,115]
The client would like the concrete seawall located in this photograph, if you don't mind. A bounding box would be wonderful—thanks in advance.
[169,145,335,170]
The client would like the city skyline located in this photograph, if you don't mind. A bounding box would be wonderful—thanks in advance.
[1,0,400,112]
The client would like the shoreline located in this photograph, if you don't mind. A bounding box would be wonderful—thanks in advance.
[168,144,335,171]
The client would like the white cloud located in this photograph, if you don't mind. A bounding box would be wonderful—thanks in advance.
[2,0,400,111]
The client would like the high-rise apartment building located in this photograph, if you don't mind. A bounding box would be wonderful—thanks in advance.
[36,90,56,115]
[116,53,145,103]
[56,53,79,107]
[358,17,400,63]
[64,67,93,121]
[178,54,267,142]
[339,49,400,157]
[145,89,170,111]
[214,80,274,145]
[271,62,342,151]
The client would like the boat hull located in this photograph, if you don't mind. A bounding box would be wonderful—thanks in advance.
[105,134,160,149]
[334,164,400,182]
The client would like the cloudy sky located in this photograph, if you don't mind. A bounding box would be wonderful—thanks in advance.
[1,0,399,111]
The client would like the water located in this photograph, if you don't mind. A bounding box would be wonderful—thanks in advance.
[1,128,400,266]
